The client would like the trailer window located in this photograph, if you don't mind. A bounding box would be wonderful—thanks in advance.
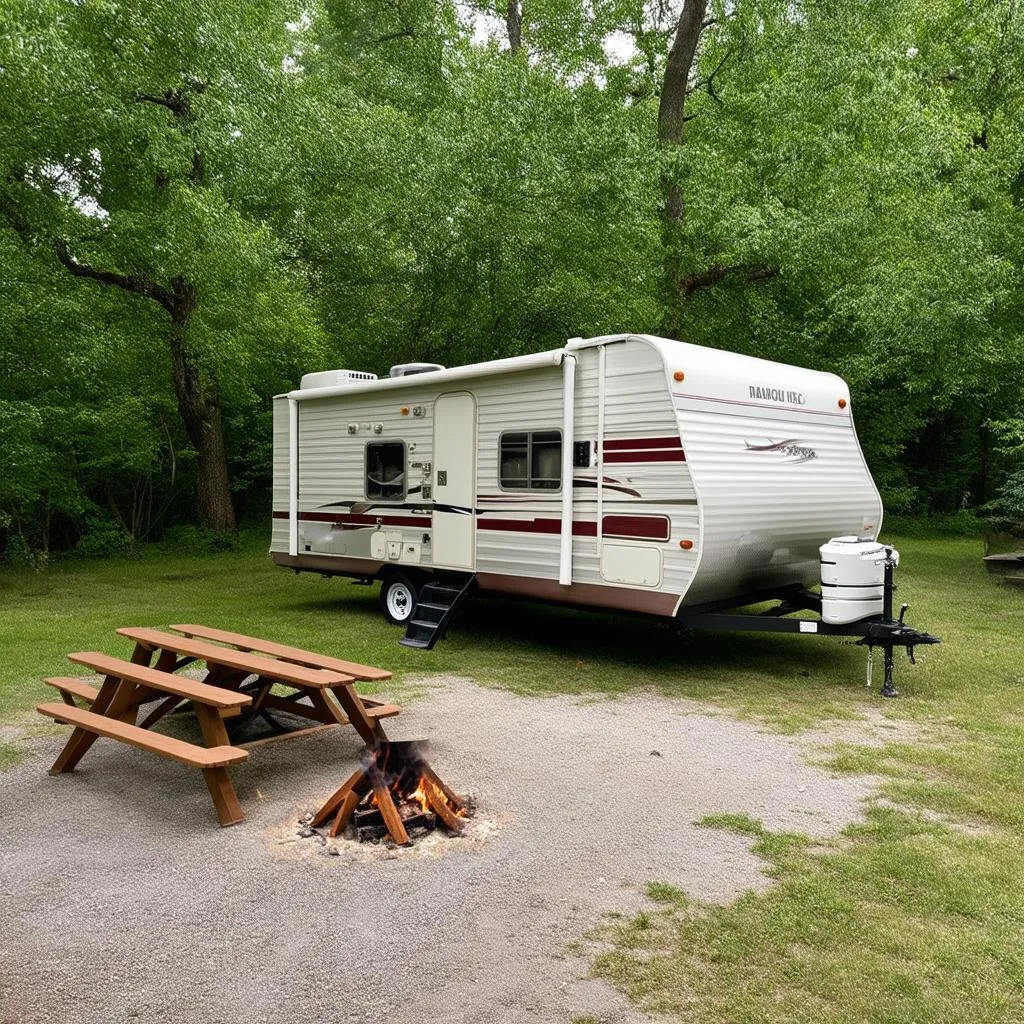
[365,442,406,500]
[499,430,561,490]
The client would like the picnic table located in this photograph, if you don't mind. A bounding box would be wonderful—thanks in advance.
[37,625,400,827]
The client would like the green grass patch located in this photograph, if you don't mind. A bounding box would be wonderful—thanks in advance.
[697,811,765,837]
[697,813,812,874]
[646,881,689,908]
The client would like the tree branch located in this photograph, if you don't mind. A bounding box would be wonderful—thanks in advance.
[136,90,192,119]
[679,263,779,297]
[54,239,177,315]
[691,47,733,103]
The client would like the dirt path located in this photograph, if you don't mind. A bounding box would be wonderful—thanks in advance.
[0,678,879,1024]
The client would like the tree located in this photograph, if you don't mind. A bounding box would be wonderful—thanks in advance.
[0,0,324,532]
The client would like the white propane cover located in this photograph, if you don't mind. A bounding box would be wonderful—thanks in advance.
[819,537,896,625]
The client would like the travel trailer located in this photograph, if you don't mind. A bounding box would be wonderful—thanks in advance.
[271,334,937,692]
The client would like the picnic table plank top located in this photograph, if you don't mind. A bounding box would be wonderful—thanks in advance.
[169,624,393,681]
[68,652,253,709]
[116,627,355,688]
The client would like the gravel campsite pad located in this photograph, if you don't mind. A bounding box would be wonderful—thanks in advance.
[1,678,881,1024]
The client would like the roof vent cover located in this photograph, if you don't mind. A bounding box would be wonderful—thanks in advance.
[389,362,445,378]
[300,369,378,390]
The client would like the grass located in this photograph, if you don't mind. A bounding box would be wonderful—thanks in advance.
[0,529,959,728]
[586,537,1024,1022]
[2,530,1023,1021]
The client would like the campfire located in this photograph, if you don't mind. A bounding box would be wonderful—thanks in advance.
[311,740,470,846]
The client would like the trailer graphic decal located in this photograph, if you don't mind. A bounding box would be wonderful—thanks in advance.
[273,509,688,540]
[744,438,818,464]
[672,392,849,417]
[602,436,686,464]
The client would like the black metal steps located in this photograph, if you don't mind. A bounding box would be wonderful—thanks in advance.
[400,575,475,650]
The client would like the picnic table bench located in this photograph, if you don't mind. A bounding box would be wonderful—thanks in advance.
[37,626,400,827]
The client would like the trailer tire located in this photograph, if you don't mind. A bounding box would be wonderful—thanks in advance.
[379,572,419,626]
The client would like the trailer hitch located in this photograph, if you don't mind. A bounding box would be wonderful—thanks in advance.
[855,550,940,697]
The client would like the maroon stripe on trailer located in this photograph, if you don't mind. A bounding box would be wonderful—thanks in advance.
[272,511,428,528]
[603,436,682,451]
[478,518,598,537]
[479,516,672,541]
[603,449,686,464]
[602,515,671,542]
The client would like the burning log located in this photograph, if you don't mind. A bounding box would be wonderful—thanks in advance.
[311,740,469,846]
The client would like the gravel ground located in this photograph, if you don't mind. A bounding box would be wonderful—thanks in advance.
[0,677,879,1024]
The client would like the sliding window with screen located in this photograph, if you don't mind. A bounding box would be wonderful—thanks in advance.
[499,430,562,491]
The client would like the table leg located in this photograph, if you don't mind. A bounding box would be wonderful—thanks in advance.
[138,694,184,730]
[153,648,179,673]
[48,675,129,775]
[329,683,386,745]
[195,705,233,748]
[130,641,156,668]
[194,706,245,825]
[202,767,244,826]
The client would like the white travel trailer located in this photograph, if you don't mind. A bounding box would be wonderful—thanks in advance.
[271,333,937,692]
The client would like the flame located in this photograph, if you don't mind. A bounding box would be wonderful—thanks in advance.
[366,770,467,820]
[406,776,431,814]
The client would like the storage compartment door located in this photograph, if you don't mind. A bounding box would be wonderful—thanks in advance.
[601,543,663,587]
[432,392,477,569]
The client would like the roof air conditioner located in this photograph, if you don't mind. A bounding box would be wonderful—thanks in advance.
[389,362,446,378]
[300,369,378,390]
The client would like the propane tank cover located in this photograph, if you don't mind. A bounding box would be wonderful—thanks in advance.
[820,537,896,625]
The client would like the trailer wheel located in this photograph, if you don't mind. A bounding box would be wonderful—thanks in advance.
[379,572,418,625]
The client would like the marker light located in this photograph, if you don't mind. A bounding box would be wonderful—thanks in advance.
[680,539,694,550]
[673,371,685,382]
[838,398,848,409]
[400,406,410,415]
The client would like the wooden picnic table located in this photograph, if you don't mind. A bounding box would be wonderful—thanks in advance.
[37,626,400,827]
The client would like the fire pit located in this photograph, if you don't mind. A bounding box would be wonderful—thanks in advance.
[311,740,470,845]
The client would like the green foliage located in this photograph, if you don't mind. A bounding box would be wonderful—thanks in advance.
[159,524,244,554]
[2,0,1023,556]
[0,0,326,552]
[982,419,1024,536]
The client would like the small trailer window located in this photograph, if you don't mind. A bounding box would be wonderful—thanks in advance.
[365,441,406,500]
[500,430,562,490]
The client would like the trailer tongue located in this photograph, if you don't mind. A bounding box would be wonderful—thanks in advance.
[675,541,940,697]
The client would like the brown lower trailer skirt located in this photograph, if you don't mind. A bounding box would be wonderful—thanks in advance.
[473,572,679,617]
[271,552,680,618]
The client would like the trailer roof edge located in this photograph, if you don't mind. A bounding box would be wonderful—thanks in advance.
[279,348,568,402]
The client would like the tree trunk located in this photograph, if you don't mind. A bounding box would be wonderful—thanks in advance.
[657,0,708,223]
[656,0,708,336]
[166,280,237,532]
[506,0,522,53]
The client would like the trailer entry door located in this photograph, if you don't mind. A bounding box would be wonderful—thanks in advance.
[432,392,477,569]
